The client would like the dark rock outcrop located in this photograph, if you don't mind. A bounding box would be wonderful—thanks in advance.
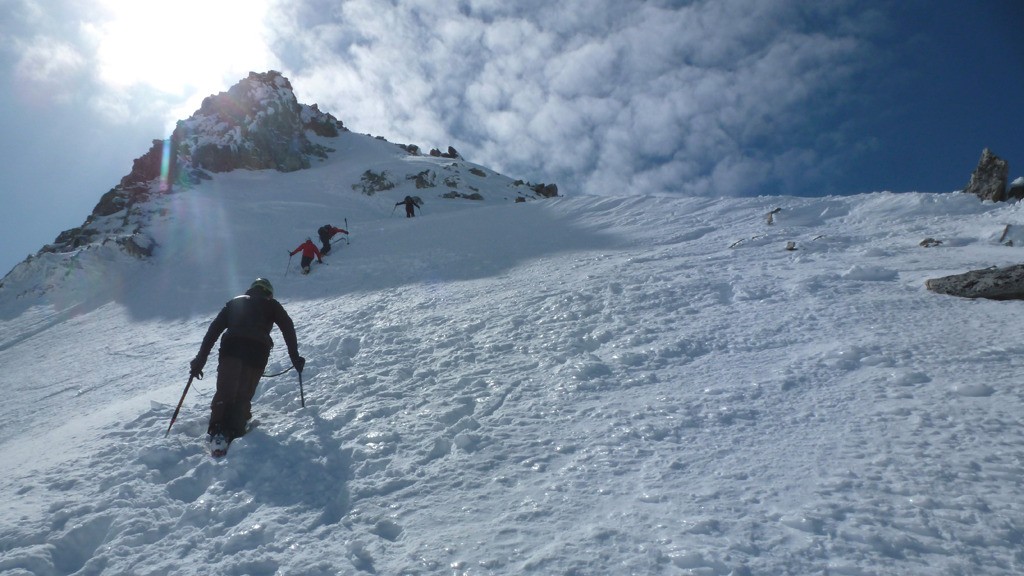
[511,180,559,198]
[964,148,1009,202]
[441,191,484,200]
[92,188,130,218]
[352,170,396,195]
[429,146,461,159]
[121,139,174,189]
[532,183,559,198]
[926,264,1024,300]
[1009,177,1024,202]
[118,232,157,258]
[302,103,343,137]
[408,170,436,189]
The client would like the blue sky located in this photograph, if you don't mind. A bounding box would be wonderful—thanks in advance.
[1,0,1021,276]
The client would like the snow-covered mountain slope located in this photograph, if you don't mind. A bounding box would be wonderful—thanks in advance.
[2,143,1024,574]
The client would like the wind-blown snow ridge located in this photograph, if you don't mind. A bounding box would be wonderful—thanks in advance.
[2,136,1024,574]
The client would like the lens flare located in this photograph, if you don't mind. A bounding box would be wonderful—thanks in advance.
[160,139,172,192]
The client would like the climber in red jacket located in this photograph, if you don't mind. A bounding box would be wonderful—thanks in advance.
[289,238,323,274]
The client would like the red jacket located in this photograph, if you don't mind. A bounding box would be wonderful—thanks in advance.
[323,226,348,239]
[290,240,322,261]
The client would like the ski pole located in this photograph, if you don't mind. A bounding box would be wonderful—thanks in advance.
[285,253,293,277]
[263,365,294,378]
[344,218,350,245]
[165,375,195,437]
[391,204,397,216]
[298,369,306,407]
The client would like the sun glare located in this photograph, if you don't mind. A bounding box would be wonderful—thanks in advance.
[87,0,275,98]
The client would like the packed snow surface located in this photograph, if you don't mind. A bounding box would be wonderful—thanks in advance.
[2,134,1024,575]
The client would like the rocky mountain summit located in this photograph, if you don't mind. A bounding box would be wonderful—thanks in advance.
[95,72,342,221]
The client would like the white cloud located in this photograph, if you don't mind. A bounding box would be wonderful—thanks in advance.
[3,1,92,105]
[269,0,876,196]
[545,40,620,99]
[12,37,87,103]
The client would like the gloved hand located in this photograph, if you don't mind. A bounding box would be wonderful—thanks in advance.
[189,356,206,379]
[292,355,306,373]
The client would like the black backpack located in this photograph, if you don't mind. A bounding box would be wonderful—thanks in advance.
[317,224,332,242]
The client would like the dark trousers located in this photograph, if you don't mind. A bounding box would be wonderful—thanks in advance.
[300,255,314,271]
[405,206,415,217]
[208,354,267,439]
[321,240,332,255]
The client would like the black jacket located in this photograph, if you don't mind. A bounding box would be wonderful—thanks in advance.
[197,288,300,367]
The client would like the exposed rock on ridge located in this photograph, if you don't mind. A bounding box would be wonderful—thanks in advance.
[964,148,1010,202]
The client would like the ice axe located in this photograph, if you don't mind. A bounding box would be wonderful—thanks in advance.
[165,374,197,437]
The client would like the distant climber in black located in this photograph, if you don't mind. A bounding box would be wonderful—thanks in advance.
[395,196,421,218]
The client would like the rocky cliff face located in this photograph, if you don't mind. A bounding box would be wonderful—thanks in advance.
[179,71,340,175]
[45,71,345,255]
[92,71,343,219]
